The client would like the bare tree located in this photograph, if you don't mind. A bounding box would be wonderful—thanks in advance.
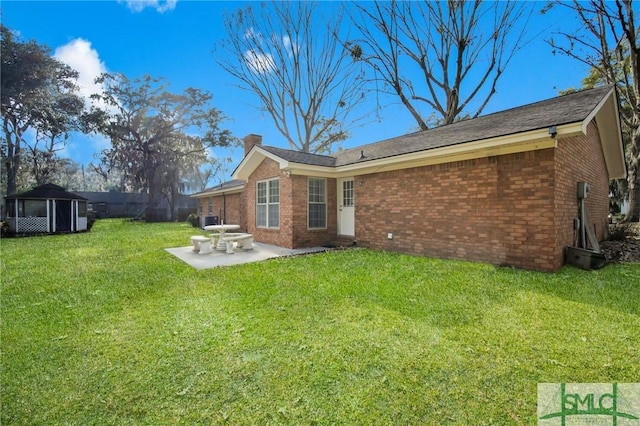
[547,0,639,222]
[216,1,366,154]
[347,0,532,129]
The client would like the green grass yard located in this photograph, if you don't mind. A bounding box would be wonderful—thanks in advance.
[1,219,639,424]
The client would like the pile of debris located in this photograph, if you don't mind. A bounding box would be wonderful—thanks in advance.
[600,223,640,263]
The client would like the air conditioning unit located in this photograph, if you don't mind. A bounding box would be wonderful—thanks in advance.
[203,216,219,226]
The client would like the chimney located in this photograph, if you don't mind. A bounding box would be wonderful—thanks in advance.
[243,134,262,156]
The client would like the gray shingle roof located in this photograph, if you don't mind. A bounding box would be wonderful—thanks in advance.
[333,85,613,166]
[6,183,88,200]
[260,145,336,167]
[253,86,613,169]
[193,179,245,196]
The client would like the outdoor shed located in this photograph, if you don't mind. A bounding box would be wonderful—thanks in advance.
[229,86,625,272]
[4,183,89,235]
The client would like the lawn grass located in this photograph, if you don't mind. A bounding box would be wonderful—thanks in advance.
[1,219,639,424]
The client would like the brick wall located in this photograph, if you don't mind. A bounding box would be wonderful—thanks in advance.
[198,192,246,231]
[290,175,338,248]
[238,122,610,272]
[245,158,339,248]
[220,192,245,229]
[245,158,294,248]
[354,151,559,271]
[553,121,610,269]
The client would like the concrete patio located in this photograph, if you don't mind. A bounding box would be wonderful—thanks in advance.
[165,242,328,270]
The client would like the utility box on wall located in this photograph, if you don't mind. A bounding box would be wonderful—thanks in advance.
[577,181,590,199]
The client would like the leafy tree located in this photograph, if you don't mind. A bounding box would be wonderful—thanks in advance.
[216,1,366,154]
[84,73,234,220]
[88,161,132,192]
[559,67,631,216]
[1,25,84,195]
[52,158,81,190]
[24,145,67,186]
[546,0,639,222]
[347,0,532,129]
[24,111,84,186]
[182,156,234,193]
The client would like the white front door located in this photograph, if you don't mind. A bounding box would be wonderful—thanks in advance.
[338,178,355,236]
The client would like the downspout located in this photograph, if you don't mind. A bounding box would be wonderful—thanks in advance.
[223,192,226,225]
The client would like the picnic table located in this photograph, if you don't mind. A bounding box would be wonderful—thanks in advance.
[203,224,240,251]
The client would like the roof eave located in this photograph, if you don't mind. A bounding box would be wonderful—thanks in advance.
[594,89,626,179]
[235,128,564,179]
[233,145,290,181]
[336,128,560,177]
[191,185,245,198]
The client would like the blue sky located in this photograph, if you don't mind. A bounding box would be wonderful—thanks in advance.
[2,0,595,181]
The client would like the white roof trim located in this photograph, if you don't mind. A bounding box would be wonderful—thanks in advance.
[191,185,245,198]
[593,89,626,179]
[233,145,290,180]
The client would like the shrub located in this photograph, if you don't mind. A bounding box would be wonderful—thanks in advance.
[608,223,635,241]
[86,213,97,231]
[187,213,199,228]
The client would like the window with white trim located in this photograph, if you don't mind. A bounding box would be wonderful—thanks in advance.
[308,177,327,229]
[257,178,279,228]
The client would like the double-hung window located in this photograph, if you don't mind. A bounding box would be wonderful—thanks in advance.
[308,178,326,229]
[257,178,279,228]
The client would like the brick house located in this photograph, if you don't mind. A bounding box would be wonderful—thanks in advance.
[191,179,246,227]
[194,86,626,271]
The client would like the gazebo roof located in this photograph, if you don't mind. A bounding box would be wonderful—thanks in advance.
[5,184,88,201]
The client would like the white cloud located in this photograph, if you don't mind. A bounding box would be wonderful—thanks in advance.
[119,0,177,13]
[244,50,275,74]
[53,38,107,107]
[282,35,292,50]
[281,35,299,57]
[53,39,113,163]
[244,27,259,41]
